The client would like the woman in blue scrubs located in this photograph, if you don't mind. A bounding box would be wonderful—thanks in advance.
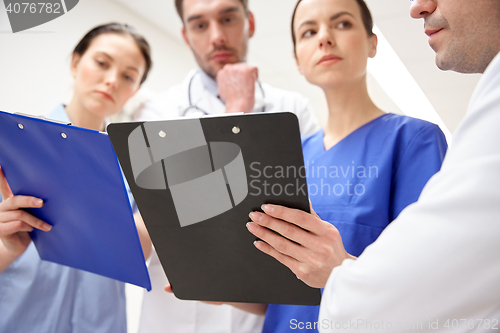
[0,23,152,332]
[246,0,448,331]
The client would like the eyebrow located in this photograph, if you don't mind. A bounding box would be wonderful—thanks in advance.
[298,11,354,29]
[126,67,139,73]
[187,6,241,23]
[95,51,139,72]
[219,6,240,15]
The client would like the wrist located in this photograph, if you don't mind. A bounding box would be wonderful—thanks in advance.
[0,241,23,273]
[225,99,254,114]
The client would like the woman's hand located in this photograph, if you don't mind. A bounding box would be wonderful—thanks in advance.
[0,166,52,272]
[247,203,356,288]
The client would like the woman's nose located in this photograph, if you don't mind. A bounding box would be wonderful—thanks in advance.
[318,28,334,48]
[104,69,118,87]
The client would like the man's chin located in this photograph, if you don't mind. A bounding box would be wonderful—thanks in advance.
[434,51,453,71]
[208,61,236,77]
[435,52,476,73]
[201,58,242,79]
[435,57,449,71]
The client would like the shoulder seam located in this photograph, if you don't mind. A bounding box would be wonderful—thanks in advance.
[392,125,430,178]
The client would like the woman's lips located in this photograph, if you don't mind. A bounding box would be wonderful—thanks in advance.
[317,54,343,66]
[95,91,115,102]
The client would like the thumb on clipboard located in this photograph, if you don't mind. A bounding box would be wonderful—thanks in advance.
[0,166,52,273]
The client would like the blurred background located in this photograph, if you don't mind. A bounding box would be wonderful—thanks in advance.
[0,0,482,331]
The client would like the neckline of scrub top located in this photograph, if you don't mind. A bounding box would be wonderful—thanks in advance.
[321,113,392,152]
[49,104,109,132]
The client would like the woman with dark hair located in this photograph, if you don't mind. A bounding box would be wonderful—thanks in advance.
[0,23,152,332]
[244,0,448,331]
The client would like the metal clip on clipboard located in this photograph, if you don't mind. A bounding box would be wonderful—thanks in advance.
[14,112,72,125]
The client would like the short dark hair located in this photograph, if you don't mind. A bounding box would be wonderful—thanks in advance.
[291,0,375,55]
[73,23,152,84]
[175,0,249,22]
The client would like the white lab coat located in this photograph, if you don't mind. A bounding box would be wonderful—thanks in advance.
[138,69,320,333]
[318,52,500,332]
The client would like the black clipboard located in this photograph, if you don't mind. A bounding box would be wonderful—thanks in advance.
[108,112,320,304]
[0,110,151,290]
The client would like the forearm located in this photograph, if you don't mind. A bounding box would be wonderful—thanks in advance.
[227,302,268,316]
[0,242,19,273]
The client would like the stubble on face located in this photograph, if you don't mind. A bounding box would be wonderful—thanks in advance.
[427,0,500,74]
[182,0,250,79]
[199,43,242,79]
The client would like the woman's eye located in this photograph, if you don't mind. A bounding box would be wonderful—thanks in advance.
[302,30,316,38]
[124,75,135,83]
[97,60,105,67]
[337,21,352,29]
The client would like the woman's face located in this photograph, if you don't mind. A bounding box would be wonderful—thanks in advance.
[71,33,146,118]
[293,0,377,89]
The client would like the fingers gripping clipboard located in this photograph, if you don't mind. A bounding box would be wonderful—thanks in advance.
[108,112,321,305]
[0,110,151,290]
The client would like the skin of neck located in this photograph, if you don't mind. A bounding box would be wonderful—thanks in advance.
[322,74,384,150]
[65,97,107,132]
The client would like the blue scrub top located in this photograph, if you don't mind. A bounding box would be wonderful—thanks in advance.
[263,114,448,333]
[0,105,130,333]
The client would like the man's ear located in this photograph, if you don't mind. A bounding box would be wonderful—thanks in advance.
[368,34,378,58]
[70,53,81,78]
[248,11,255,39]
[181,27,190,48]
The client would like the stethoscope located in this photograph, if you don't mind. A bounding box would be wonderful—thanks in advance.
[181,71,267,117]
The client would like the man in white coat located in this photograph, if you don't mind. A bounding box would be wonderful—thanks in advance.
[243,0,500,331]
[138,0,319,332]
[139,0,319,134]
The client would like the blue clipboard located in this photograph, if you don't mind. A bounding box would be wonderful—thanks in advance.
[0,110,151,290]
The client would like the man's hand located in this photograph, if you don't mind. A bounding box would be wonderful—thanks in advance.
[247,203,356,288]
[0,166,52,272]
[217,63,258,114]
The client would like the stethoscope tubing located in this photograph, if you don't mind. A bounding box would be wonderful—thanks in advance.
[182,71,266,117]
